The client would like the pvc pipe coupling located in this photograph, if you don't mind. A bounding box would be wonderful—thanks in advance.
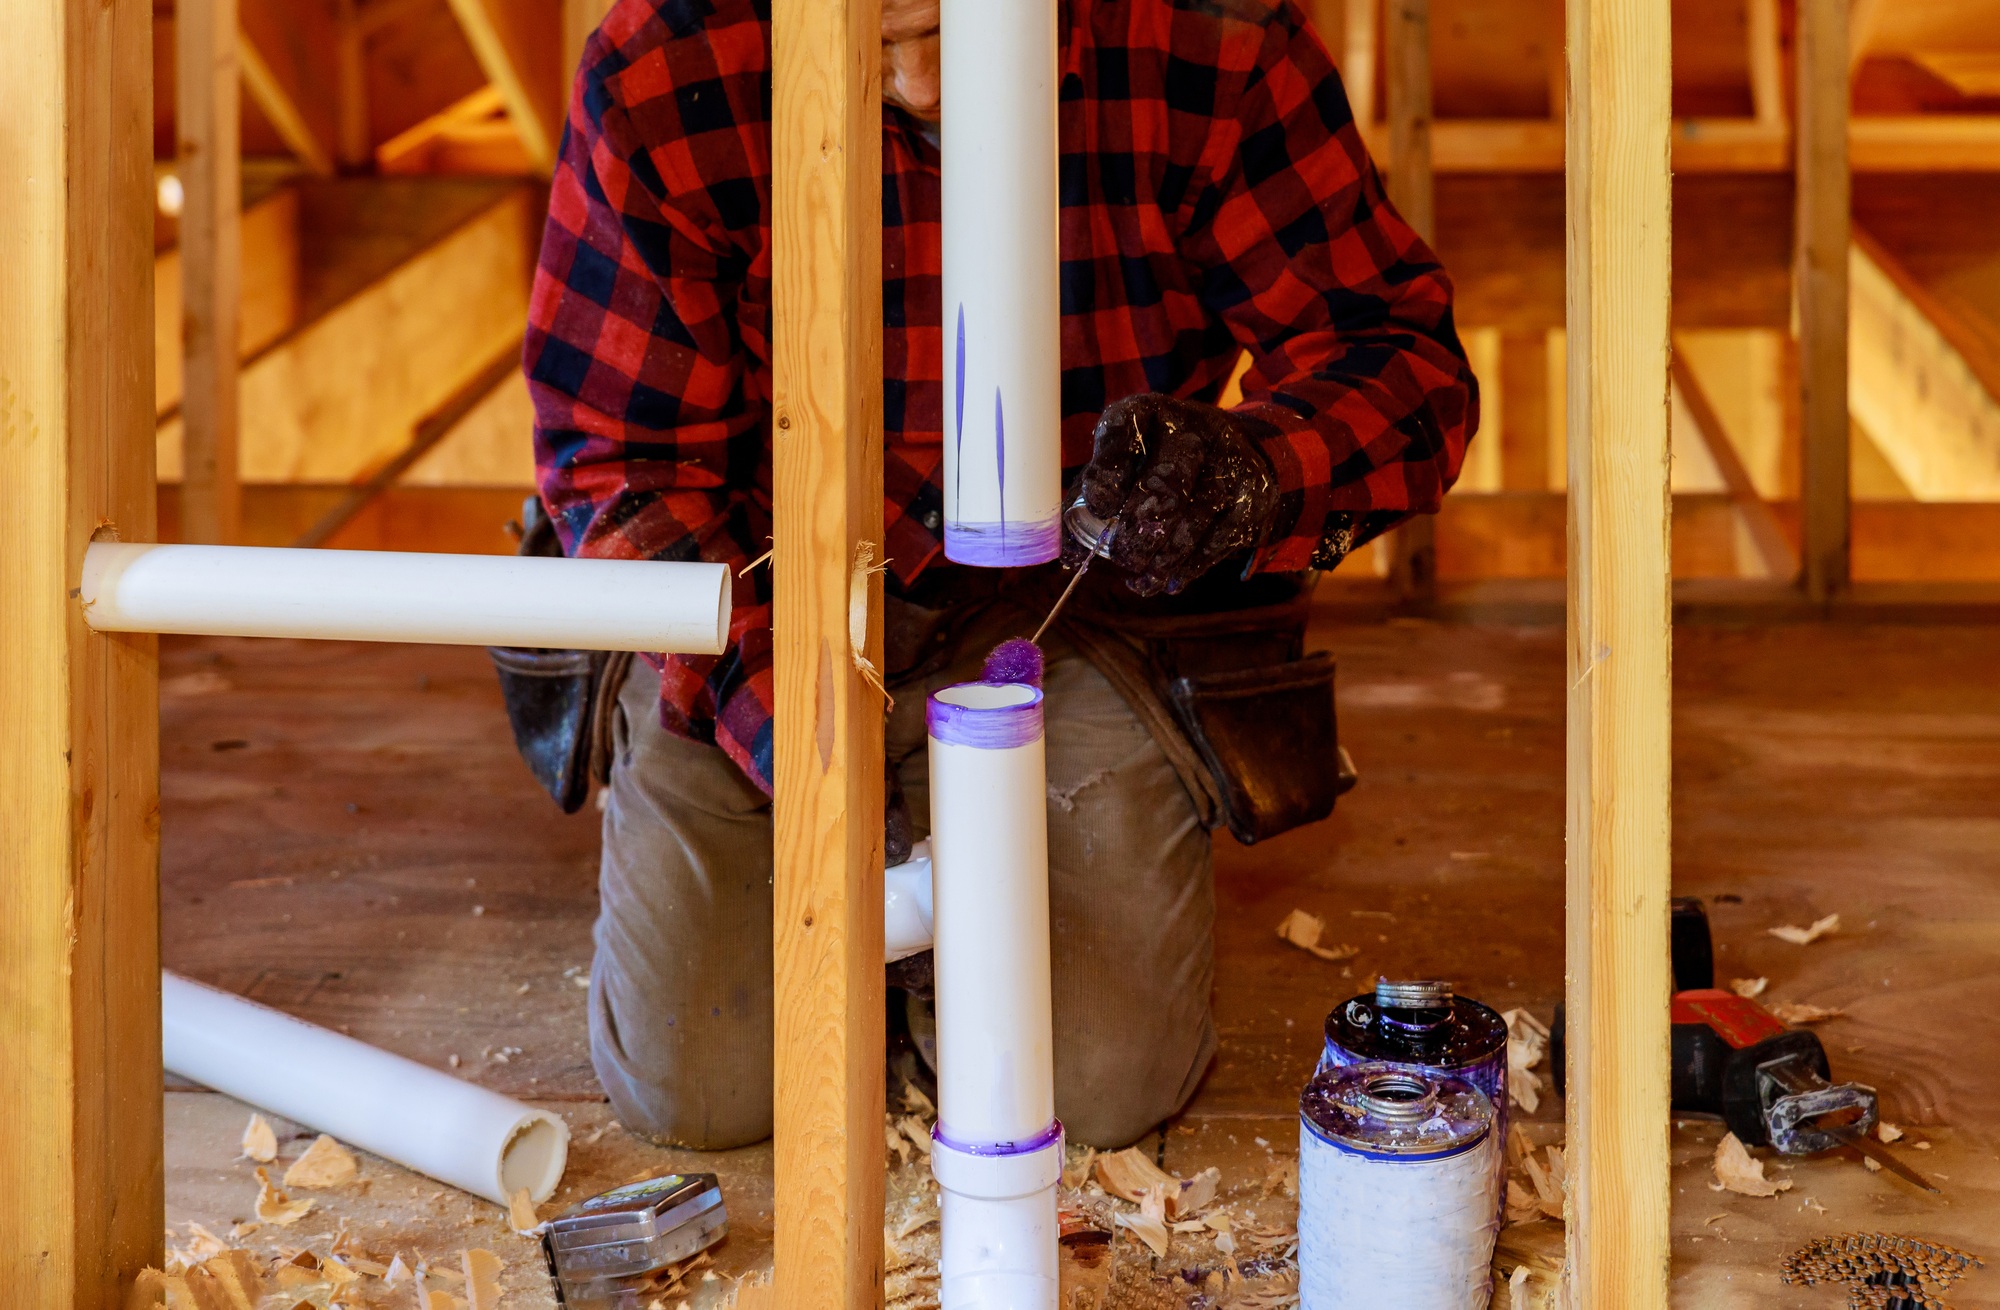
[930,1120,1064,1310]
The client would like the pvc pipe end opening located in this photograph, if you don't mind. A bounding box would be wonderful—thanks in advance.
[500,1112,570,1203]
[934,682,1039,711]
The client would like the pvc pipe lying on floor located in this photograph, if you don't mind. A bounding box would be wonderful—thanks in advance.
[80,542,731,654]
[941,0,1060,567]
[163,972,568,1207]
[927,681,1062,1309]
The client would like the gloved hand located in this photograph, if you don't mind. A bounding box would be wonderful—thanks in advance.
[1074,393,1283,597]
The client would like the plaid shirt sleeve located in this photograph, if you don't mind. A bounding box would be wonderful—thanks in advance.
[524,8,778,794]
[1185,6,1479,572]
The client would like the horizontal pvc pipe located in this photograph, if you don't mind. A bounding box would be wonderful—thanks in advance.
[163,972,568,1206]
[81,542,731,654]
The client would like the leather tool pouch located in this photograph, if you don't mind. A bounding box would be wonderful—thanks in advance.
[1112,582,1356,846]
[488,499,631,814]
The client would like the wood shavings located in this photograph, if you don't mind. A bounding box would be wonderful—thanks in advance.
[848,542,894,710]
[507,1186,541,1234]
[1061,1146,1096,1189]
[178,1221,232,1265]
[254,1167,315,1225]
[1863,1155,1883,1172]
[192,1250,264,1310]
[1710,1132,1792,1196]
[1175,1166,1220,1217]
[886,1119,911,1167]
[1114,1208,1171,1259]
[1729,977,1768,999]
[1767,1000,1845,1025]
[1275,908,1358,962]
[1769,913,1839,945]
[1502,1008,1549,1113]
[897,1116,933,1156]
[241,1112,278,1163]
[1093,1147,1177,1205]
[385,1255,415,1285]
[1508,1265,1530,1310]
[284,1133,359,1188]
[1260,1156,1297,1198]
[899,1082,935,1117]
[1876,1122,1903,1143]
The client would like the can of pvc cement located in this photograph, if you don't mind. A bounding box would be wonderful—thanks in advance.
[1297,1063,1500,1309]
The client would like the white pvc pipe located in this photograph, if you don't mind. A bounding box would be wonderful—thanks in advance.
[884,840,936,964]
[941,0,1060,567]
[81,542,731,654]
[163,972,568,1207]
[927,681,1060,1310]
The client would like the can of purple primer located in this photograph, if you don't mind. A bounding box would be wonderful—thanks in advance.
[1320,979,1509,1219]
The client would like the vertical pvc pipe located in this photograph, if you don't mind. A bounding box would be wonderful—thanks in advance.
[927,682,1062,1309]
[940,0,1061,567]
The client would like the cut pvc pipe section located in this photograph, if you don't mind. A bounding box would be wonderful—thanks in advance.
[927,681,1061,1309]
[163,972,568,1207]
[80,542,731,654]
[885,840,936,964]
[941,0,1061,567]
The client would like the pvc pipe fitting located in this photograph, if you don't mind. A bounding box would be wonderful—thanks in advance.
[80,542,731,654]
[931,1123,1064,1310]
[884,840,936,963]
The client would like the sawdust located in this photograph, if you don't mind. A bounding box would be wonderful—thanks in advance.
[1710,1132,1792,1197]
[136,1234,510,1310]
[1502,1009,1549,1113]
[1769,913,1840,945]
[240,1113,278,1164]
[1275,908,1359,962]
[284,1133,359,1188]
[252,1167,314,1226]
[1730,977,1769,998]
[1767,1000,1845,1025]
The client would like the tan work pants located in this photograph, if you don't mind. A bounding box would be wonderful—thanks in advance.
[587,603,1216,1150]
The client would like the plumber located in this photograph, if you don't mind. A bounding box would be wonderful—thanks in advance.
[511,0,1477,1152]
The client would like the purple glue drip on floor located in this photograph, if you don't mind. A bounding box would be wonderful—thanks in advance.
[982,638,1044,688]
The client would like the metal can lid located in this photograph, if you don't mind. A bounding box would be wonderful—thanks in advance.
[546,1173,724,1252]
[1374,978,1454,1010]
[1300,1062,1494,1160]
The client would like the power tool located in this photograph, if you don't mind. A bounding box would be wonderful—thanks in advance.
[1557,898,1938,1193]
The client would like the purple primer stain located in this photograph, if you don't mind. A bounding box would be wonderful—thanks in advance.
[981,638,1044,688]
[953,305,966,513]
[926,682,1044,750]
[994,387,1006,529]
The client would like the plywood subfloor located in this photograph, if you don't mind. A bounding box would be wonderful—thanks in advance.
[160,617,2000,1306]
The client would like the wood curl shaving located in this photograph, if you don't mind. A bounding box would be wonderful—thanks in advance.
[283,1133,359,1188]
[1274,908,1358,962]
[1710,1131,1792,1197]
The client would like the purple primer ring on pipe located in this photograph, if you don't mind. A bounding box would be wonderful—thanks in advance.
[944,515,1061,567]
[926,681,1044,750]
[933,1118,1064,1158]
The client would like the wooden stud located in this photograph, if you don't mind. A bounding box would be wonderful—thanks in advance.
[1500,329,1551,491]
[562,0,613,106]
[178,0,243,545]
[1562,0,1673,1300]
[769,0,887,1305]
[443,0,565,175]
[335,0,372,172]
[1797,0,1851,602]
[0,0,163,1302]
[1847,0,1884,80]
[1746,0,1783,127]
[1344,0,1379,130]
[1670,350,1799,580]
[1386,0,1436,599]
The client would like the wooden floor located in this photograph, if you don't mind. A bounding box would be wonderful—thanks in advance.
[160,614,2000,1306]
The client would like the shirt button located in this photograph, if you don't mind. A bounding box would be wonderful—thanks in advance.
[922,511,941,530]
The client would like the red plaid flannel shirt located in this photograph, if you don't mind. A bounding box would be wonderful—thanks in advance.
[526,0,1477,796]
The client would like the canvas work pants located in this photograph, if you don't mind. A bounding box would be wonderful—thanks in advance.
[587,601,1217,1151]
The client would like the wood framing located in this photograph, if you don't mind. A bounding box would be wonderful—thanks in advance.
[1670,351,1798,580]
[1386,0,1437,601]
[1563,0,1673,1300]
[237,0,338,176]
[443,0,565,174]
[1797,0,1851,602]
[0,0,163,1302]
[769,0,887,1304]
[1343,0,1379,129]
[177,0,244,544]
[1500,329,1551,491]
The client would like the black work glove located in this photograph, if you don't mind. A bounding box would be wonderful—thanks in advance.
[1073,393,1283,597]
